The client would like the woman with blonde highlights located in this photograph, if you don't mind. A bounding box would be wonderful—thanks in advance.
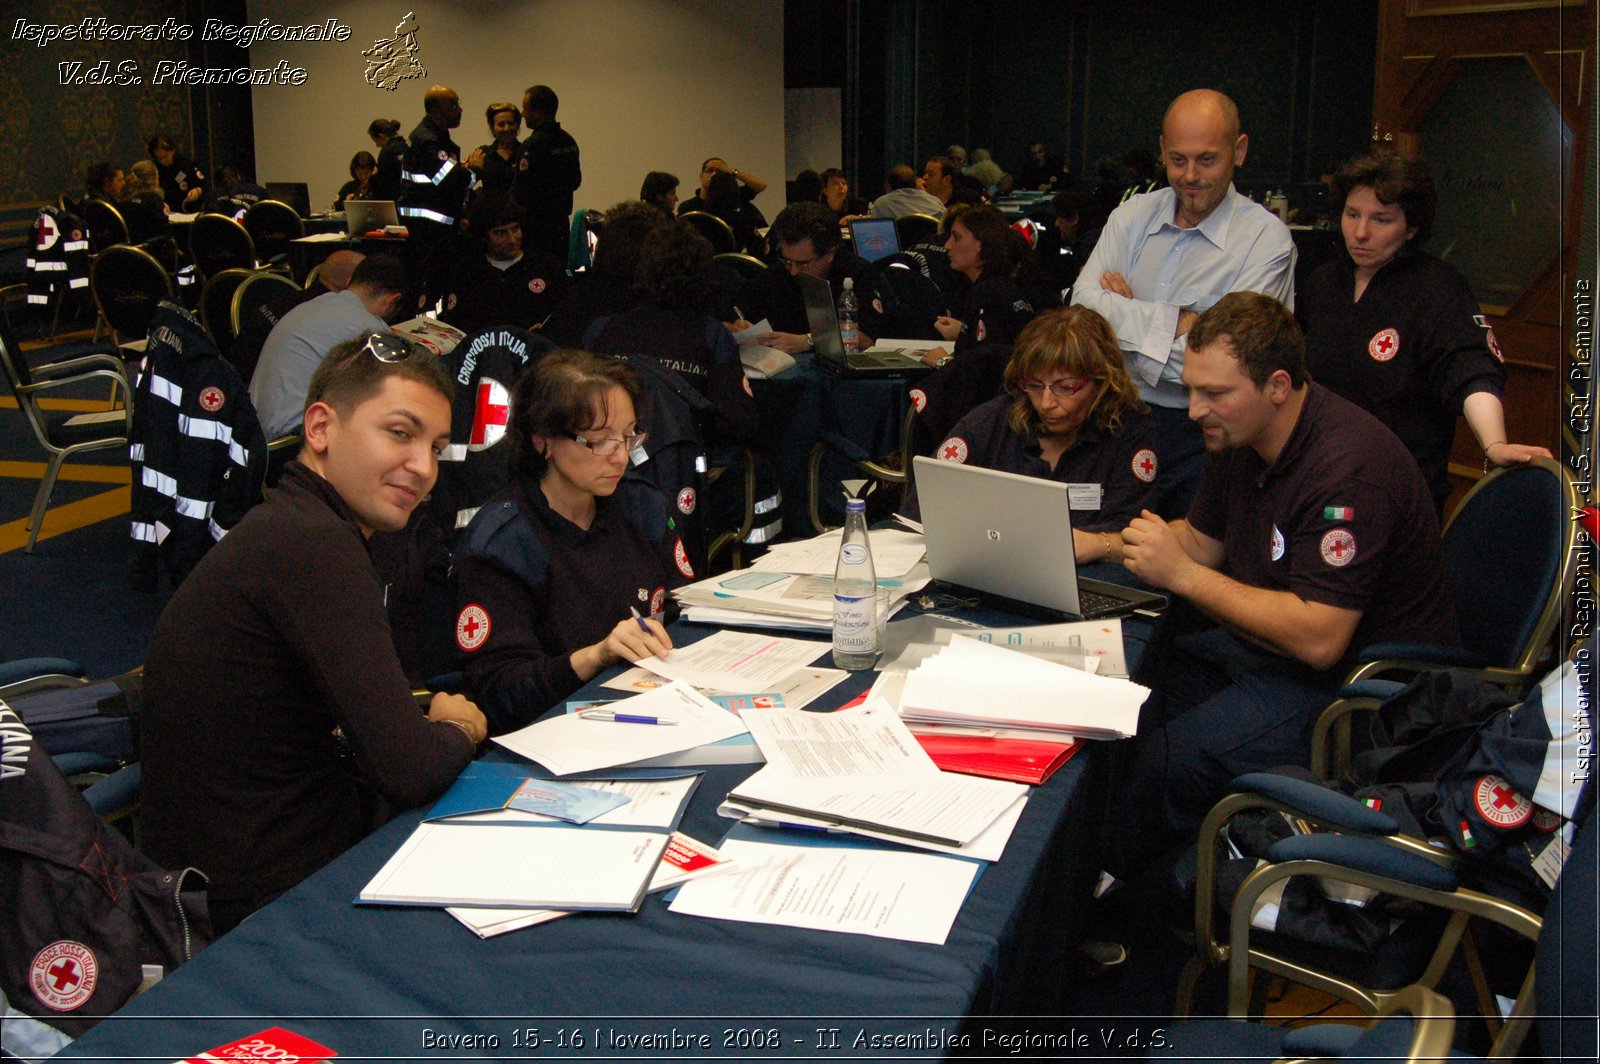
[918,306,1160,564]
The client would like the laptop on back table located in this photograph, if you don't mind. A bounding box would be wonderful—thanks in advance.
[795,272,936,379]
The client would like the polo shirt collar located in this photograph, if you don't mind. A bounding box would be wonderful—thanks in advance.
[1260,382,1324,482]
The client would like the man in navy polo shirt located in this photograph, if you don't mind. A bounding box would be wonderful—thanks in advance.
[1108,291,1459,876]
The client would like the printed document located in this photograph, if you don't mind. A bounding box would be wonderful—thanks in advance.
[631,630,829,693]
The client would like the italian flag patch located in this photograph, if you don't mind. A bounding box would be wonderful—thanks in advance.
[1324,506,1355,520]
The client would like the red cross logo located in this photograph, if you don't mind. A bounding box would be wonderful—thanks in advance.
[469,377,509,450]
[199,386,225,412]
[35,213,59,251]
[1131,448,1157,483]
[1368,328,1399,362]
[939,437,969,463]
[1319,528,1356,567]
[1474,774,1532,827]
[909,388,927,412]
[48,959,80,992]
[455,604,490,651]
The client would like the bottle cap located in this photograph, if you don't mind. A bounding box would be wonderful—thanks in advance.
[842,277,854,290]
[844,498,866,513]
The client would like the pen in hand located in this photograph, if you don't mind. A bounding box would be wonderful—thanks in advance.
[629,606,653,636]
[579,709,678,726]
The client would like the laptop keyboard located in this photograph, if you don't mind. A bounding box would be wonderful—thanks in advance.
[1077,588,1124,619]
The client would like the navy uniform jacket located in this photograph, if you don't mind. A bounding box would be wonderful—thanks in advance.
[912,393,1160,530]
[398,119,478,228]
[1299,250,1505,508]
[454,476,686,734]
[442,250,568,334]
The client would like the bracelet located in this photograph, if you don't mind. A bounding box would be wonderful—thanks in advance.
[1482,440,1505,473]
[442,718,479,748]
[1100,532,1117,563]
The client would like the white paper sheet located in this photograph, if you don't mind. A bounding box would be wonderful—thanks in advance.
[600,662,850,713]
[359,823,668,909]
[668,837,978,944]
[492,680,747,775]
[630,630,830,694]
[442,775,698,829]
[752,529,928,578]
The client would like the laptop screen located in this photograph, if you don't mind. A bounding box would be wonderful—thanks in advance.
[795,272,843,360]
[264,182,311,217]
[849,218,900,262]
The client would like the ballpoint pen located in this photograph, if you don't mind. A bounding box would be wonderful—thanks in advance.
[628,606,653,635]
[579,709,678,726]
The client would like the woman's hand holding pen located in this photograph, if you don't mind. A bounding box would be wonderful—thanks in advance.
[572,610,673,680]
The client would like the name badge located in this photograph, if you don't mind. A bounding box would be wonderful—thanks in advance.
[1066,483,1103,510]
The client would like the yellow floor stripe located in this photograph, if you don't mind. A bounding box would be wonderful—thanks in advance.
[0,460,130,484]
[0,396,125,412]
[0,485,129,554]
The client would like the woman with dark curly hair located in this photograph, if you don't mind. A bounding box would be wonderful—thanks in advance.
[453,350,680,734]
[914,305,1160,562]
[1298,151,1549,513]
[583,220,758,445]
[924,204,1045,362]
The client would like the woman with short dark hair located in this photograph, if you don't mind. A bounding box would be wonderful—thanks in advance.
[1298,151,1550,512]
[334,151,377,210]
[924,204,1044,362]
[640,171,679,216]
[466,102,523,194]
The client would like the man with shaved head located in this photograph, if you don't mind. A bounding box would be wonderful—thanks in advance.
[399,83,480,252]
[1071,88,1294,513]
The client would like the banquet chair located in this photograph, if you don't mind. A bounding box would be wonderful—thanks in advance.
[679,211,739,254]
[90,244,173,346]
[198,268,253,349]
[241,199,304,266]
[188,212,257,279]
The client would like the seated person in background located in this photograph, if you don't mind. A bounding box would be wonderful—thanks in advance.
[251,254,408,440]
[122,160,175,244]
[789,169,823,206]
[914,306,1158,564]
[963,148,1010,195]
[465,101,523,195]
[440,192,568,335]
[679,156,767,215]
[209,165,266,215]
[83,161,123,203]
[334,151,377,210]
[640,170,679,216]
[924,204,1045,363]
[231,250,365,385]
[869,163,946,220]
[367,117,406,201]
[700,170,766,256]
[146,133,206,212]
[455,351,680,734]
[1035,189,1101,296]
[1017,141,1069,193]
[542,201,667,347]
[734,201,870,354]
[818,167,867,222]
[1298,150,1550,514]
[584,221,759,446]
[140,335,486,934]
[1107,292,1458,880]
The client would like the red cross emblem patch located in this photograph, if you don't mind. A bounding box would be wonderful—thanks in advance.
[30,941,97,1012]
[438,149,448,162]
[468,377,510,451]
[1367,328,1399,362]
[529,277,547,294]
[1484,326,1504,362]
[909,388,927,413]
[677,487,696,514]
[1530,807,1565,834]
[1131,448,1157,483]
[975,319,987,343]
[650,586,667,616]
[519,156,529,170]
[1270,525,1285,561]
[674,537,695,578]
[198,386,225,412]
[1474,774,1532,828]
[455,604,490,651]
[938,436,969,463]
[35,212,59,251]
[1319,528,1356,567]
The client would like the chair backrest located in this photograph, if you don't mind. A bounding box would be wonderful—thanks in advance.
[90,244,174,341]
[680,210,738,254]
[198,268,254,348]
[241,200,304,262]
[858,252,945,340]
[1440,457,1578,673]
[894,212,941,247]
[77,199,129,253]
[188,213,256,278]
[230,269,302,336]
[712,252,767,281]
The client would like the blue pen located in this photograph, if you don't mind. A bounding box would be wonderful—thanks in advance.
[579,709,678,726]
[629,606,653,635]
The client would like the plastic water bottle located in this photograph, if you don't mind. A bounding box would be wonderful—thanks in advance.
[837,277,860,352]
[832,498,880,670]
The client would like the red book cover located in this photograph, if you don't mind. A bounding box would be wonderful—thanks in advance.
[181,1026,336,1063]
[913,733,1081,785]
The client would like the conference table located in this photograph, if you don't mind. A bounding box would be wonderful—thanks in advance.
[59,609,1152,1062]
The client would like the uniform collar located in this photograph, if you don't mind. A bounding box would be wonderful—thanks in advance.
[517,475,620,545]
[1257,382,1324,484]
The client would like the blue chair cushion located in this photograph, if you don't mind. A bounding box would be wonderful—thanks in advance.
[1233,772,1400,834]
[1267,834,1460,893]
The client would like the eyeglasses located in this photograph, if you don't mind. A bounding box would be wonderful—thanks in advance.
[778,251,821,271]
[360,333,415,364]
[1019,377,1095,399]
[567,430,648,457]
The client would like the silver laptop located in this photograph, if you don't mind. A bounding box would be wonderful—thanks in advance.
[912,456,1167,620]
[344,200,399,235]
[795,272,934,378]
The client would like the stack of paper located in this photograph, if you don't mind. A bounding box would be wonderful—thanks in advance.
[675,528,930,631]
[896,636,1149,741]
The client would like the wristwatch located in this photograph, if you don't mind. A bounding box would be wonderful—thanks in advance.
[933,354,954,368]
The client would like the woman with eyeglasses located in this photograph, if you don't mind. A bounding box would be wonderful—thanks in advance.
[453,350,682,734]
[915,306,1158,564]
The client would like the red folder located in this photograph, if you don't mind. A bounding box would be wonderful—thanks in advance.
[913,733,1080,785]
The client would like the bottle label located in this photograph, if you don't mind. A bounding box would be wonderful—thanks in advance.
[839,544,869,565]
[833,595,876,652]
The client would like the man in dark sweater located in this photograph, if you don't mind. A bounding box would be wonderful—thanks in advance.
[140,333,487,934]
